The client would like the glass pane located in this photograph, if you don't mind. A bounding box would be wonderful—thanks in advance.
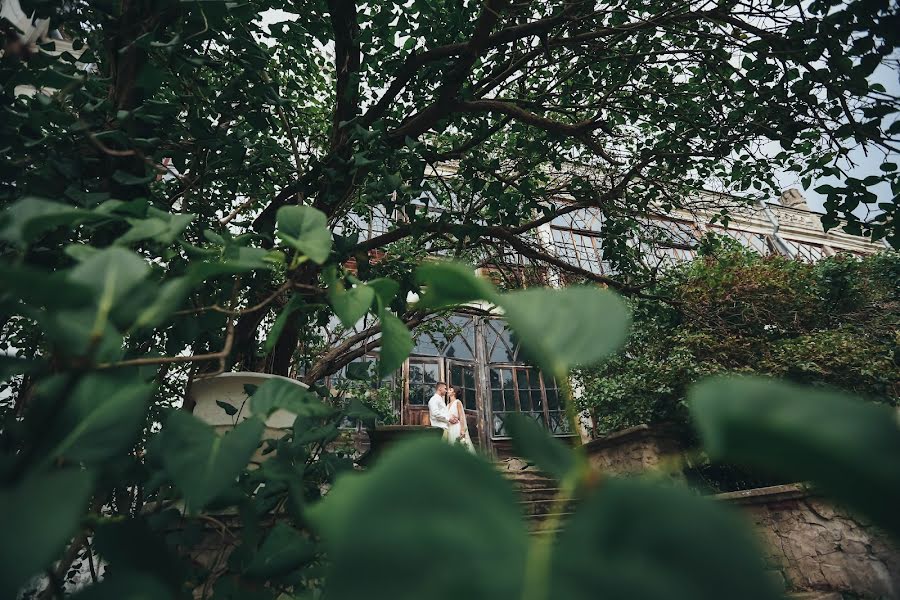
[491,389,503,411]
[503,389,516,411]
[546,386,558,410]
[488,320,516,362]
[423,364,439,386]
[465,391,476,411]
[413,333,440,356]
[516,370,532,411]
[501,368,514,390]
[410,386,426,406]
[409,364,424,384]
[463,368,475,390]
[531,388,544,411]
[443,316,475,359]
[493,413,507,436]
[489,368,500,388]
[450,364,462,387]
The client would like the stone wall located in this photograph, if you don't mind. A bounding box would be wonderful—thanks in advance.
[718,485,900,599]
[582,424,683,476]
[582,424,899,599]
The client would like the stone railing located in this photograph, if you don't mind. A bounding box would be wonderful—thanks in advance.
[583,424,900,599]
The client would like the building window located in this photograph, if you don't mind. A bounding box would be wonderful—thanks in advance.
[449,363,477,411]
[712,227,772,255]
[483,319,569,437]
[408,359,440,406]
[783,239,825,262]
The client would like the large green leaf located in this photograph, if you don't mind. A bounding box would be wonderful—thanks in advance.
[261,294,304,354]
[39,371,152,465]
[133,277,193,330]
[243,523,316,579]
[93,518,185,593]
[414,261,498,309]
[67,247,151,313]
[377,312,413,377]
[328,280,375,327]
[690,376,900,538]
[499,286,630,375]
[505,413,578,481]
[249,378,334,418]
[276,205,332,264]
[310,438,527,600]
[159,412,263,512]
[115,211,194,246]
[367,277,400,314]
[0,263,92,309]
[0,469,94,598]
[551,478,780,600]
[0,197,107,247]
[69,573,173,600]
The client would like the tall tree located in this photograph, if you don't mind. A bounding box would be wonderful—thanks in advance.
[2,0,898,383]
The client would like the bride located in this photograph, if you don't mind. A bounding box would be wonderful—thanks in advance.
[446,386,475,453]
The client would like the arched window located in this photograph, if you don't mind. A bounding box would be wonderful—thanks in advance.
[411,315,477,360]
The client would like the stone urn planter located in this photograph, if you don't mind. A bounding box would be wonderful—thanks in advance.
[189,372,310,463]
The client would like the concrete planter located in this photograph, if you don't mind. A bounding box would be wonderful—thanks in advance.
[189,372,311,463]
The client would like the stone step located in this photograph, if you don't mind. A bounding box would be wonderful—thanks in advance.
[501,471,558,490]
[518,497,577,517]
[525,511,573,533]
[517,487,566,503]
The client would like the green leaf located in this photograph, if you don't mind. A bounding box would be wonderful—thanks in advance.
[345,397,378,427]
[261,294,304,354]
[0,469,94,598]
[93,519,185,593]
[133,277,192,330]
[378,312,413,377]
[328,281,375,327]
[499,286,630,376]
[111,169,155,186]
[243,523,315,579]
[367,277,399,314]
[276,205,332,264]
[505,413,577,480]
[216,400,238,416]
[310,438,527,600]
[249,378,333,419]
[159,412,264,512]
[0,263,92,309]
[39,372,152,465]
[68,247,151,309]
[345,360,373,380]
[414,261,498,309]
[116,212,195,246]
[0,197,107,247]
[551,478,780,600]
[69,573,173,600]
[690,376,900,538]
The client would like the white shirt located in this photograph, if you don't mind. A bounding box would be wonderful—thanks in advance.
[428,393,450,429]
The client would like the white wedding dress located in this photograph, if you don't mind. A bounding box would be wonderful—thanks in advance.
[446,399,476,453]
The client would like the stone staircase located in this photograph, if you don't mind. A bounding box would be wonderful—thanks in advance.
[499,465,577,536]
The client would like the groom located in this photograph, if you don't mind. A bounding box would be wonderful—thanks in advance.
[428,382,459,431]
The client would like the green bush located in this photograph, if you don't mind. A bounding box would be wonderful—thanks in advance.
[575,244,900,436]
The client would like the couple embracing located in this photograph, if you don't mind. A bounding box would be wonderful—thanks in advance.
[427,382,476,453]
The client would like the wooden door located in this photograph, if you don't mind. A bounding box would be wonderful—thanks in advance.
[403,358,441,426]
[448,361,481,447]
